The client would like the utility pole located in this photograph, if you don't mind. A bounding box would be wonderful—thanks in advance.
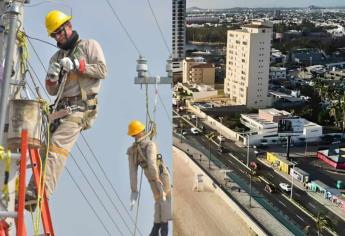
[249,174,252,207]
[246,134,250,166]
[0,1,24,144]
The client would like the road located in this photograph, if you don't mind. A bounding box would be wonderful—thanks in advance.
[174,112,345,235]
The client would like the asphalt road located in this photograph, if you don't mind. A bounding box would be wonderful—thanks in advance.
[174,113,345,235]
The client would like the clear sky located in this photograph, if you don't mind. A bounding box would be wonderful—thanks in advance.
[24,0,172,235]
[187,0,345,8]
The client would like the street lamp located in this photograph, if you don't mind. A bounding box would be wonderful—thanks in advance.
[209,138,212,169]
[246,134,250,167]
[290,162,296,200]
[304,132,308,157]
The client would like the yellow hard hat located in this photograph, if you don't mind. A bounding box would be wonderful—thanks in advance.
[128,120,145,136]
[45,10,72,36]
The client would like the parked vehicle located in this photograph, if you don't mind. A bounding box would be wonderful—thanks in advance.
[190,127,201,135]
[216,146,230,154]
[217,135,225,143]
[279,183,291,192]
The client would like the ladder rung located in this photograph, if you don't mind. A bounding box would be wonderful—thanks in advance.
[0,211,17,218]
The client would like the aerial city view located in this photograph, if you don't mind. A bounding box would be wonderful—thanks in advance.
[172,0,345,235]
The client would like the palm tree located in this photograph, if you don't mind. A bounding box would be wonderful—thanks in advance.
[315,213,330,236]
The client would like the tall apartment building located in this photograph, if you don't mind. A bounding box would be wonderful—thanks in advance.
[172,0,186,73]
[225,21,272,108]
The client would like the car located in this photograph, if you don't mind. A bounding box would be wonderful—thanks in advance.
[190,127,201,135]
[216,146,230,154]
[279,183,291,192]
[181,129,187,135]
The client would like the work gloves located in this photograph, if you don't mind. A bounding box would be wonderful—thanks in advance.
[46,62,61,83]
[130,191,139,211]
[59,57,85,73]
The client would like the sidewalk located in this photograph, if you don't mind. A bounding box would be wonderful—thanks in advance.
[173,147,256,236]
[258,158,345,221]
[173,136,294,236]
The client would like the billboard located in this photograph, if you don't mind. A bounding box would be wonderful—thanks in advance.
[278,117,304,135]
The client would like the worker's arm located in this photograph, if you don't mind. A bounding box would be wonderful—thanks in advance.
[45,53,60,96]
[127,147,138,193]
[81,39,107,80]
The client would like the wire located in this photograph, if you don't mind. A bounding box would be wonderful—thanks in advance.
[27,37,50,72]
[74,143,139,236]
[79,133,143,235]
[103,0,141,55]
[158,93,171,121]
[69,152,124,236]
[145,0,170,53]
[133,169,143,236]
[65,167,112,236]
[27,62,51,101]
[25,33,57,48]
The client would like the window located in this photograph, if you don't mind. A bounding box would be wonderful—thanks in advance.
[242,41,247,45]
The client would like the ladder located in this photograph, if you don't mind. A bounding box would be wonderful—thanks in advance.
[0,130,55,236]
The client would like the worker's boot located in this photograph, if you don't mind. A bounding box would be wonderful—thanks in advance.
[149,223,161,236]
[160,222,168,236]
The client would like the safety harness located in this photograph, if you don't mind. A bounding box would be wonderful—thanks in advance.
[49,39,98,132]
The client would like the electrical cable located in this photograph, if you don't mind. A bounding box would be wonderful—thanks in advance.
[158,93,172,121]
[65,167,112,236]
[79,133,144,234]
[145,0,170,53]
[69,152,125,236]
[74,143,141,236]
[27,62,51,100]
[103,0,141,55]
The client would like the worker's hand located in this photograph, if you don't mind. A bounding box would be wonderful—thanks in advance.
[130,191,139,211]
[60,57,86,73]
[46,62,61,83]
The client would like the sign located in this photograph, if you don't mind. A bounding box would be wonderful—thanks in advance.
[278,117,304,135]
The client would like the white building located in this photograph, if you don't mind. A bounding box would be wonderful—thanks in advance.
[269,67,287,80]
[239,108,323,145]
[225,21,272,108]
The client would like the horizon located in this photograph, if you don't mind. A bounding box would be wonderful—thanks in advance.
[187,0,345,9]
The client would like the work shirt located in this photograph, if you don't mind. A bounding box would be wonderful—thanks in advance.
[45,39,107,97]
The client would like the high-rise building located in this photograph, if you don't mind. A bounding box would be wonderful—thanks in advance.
[224,21,272,108]
[172,0,186,74]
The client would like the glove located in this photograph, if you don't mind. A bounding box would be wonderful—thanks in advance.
[130,191,138,211]
[46,62,61,83]
[60,57,81,72]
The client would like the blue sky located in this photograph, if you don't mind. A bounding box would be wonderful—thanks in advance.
[24,0,172,235]
[187,0,345,8]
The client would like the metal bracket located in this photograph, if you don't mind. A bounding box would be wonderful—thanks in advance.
[134,76,172,85]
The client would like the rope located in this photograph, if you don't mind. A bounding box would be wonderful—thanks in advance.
[133,169,143,236]
[33,99,51,235]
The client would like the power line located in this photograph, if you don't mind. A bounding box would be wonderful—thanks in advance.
[70,152,125,236]
[79,133,143,234]
[145,0,170,53]
[65,167,112,236]
[158,93,171,121]
[103,0,141,55]
[74,143,142,236]
[27,62,51,100]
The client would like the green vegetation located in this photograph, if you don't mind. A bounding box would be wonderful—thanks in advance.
[186,25,240,44]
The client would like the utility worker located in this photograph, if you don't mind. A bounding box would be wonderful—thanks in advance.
[26,10,107,209]
[127,120,172,236]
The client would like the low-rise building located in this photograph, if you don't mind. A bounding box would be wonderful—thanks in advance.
[239,108,322,145]
[269,67,287,80]
[183,57,215,85]
[317,147,345,169]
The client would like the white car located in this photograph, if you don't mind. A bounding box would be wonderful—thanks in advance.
[190,127,201,134]
[279,183,291,192]
[217,135,224,142]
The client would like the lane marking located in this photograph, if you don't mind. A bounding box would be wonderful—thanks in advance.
[309,203,316,209]
[278,200,287,207]
[296,215,305,222]
[295,192,301,197]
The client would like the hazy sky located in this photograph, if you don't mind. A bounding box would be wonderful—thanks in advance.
[24,0,171,235]
[187,0,345,8]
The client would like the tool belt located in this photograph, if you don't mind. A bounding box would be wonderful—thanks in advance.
[48,94,97,122]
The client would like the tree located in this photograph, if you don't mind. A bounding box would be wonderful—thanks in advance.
[315,213,330,236]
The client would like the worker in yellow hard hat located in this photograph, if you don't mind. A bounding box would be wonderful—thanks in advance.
[25,10,107,211]
[127,120,172,236]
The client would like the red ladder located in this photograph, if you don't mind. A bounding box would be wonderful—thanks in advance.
[15,130,55,236]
